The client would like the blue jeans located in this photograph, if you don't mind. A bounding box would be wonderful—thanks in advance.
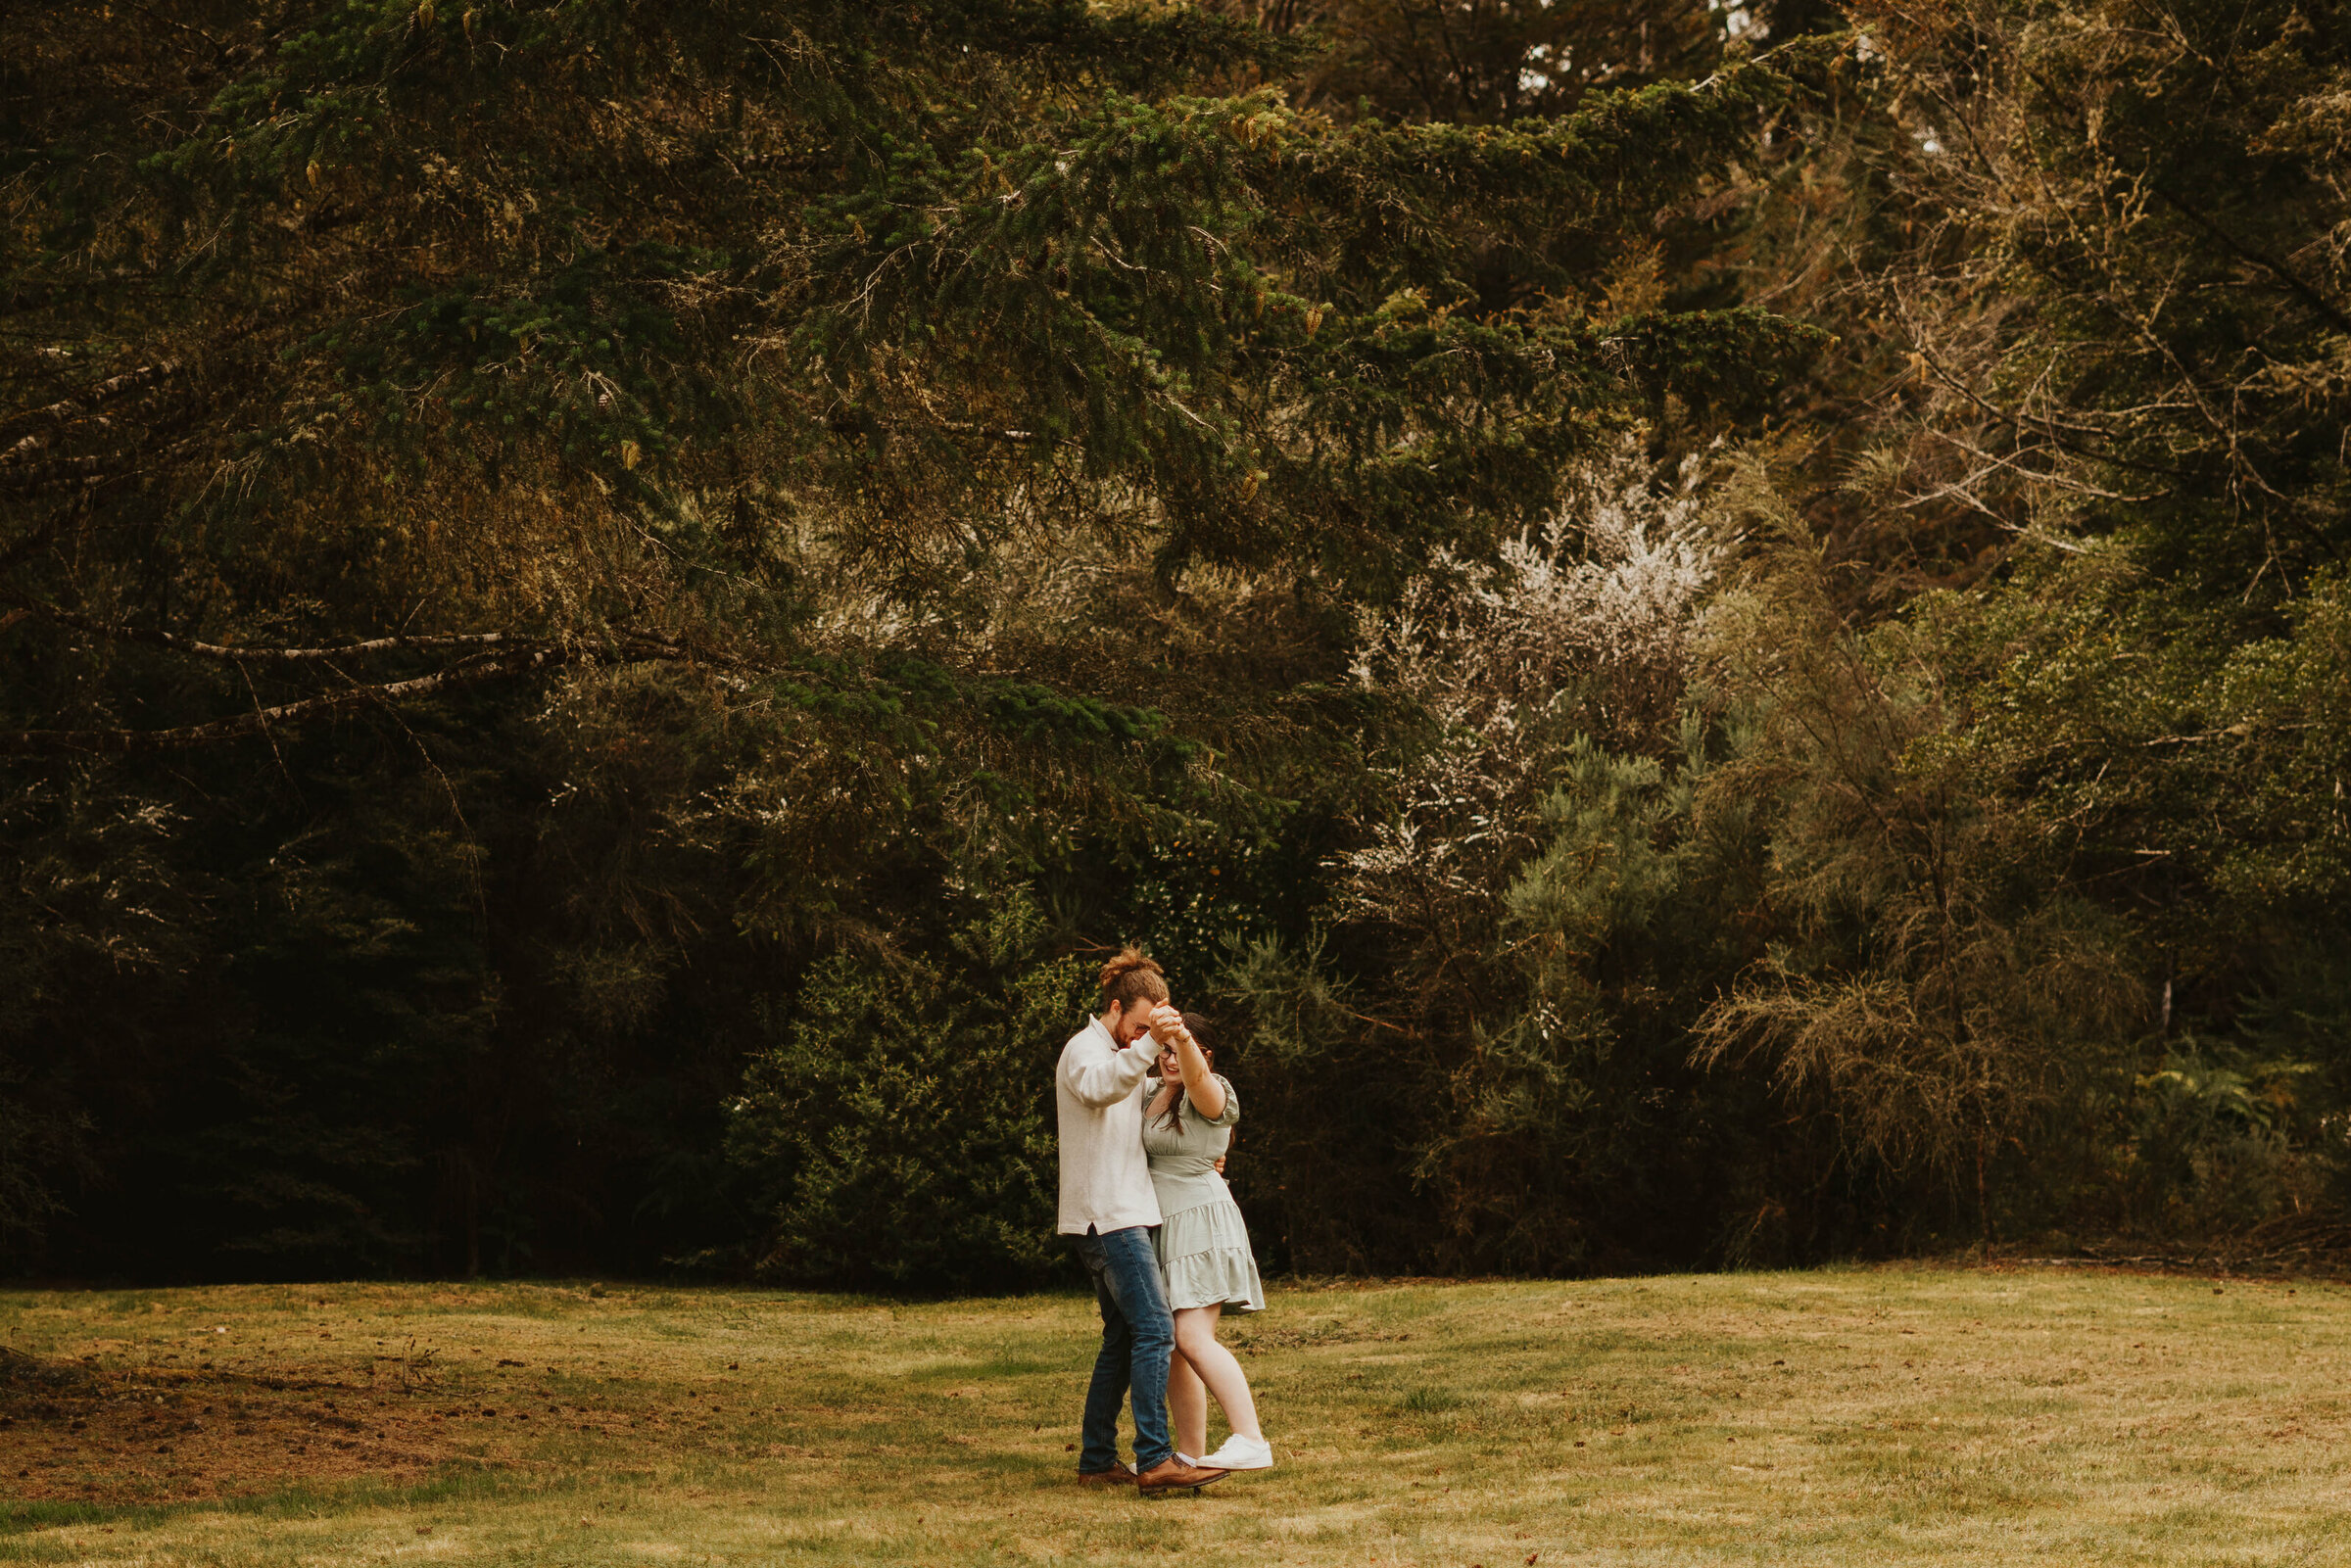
[1075,1224,1174,1473]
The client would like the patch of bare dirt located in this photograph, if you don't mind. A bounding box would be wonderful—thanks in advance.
[0,1345,597,1507]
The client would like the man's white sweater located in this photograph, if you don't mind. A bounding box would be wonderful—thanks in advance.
[1055,1015,1161,1235]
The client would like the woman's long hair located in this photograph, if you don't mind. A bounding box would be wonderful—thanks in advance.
[1155,1013,1216,1133]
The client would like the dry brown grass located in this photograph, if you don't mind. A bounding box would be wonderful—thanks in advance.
[4,1265,2351,1565]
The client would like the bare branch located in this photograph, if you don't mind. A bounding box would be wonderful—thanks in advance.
[0,620,730,755]
[2147,184,2351,339]
[19,605,549,664]
[0,359,183,463]
[0,651,561,756]
[15,605,714,668]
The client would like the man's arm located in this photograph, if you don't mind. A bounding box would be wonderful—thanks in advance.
[1061,1033,1152,1108]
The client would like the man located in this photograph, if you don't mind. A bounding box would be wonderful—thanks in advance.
[1055,947,1227,1497]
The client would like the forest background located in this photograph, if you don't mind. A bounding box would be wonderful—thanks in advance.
[4,0,2347,1289]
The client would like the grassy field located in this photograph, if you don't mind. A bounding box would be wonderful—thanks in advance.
[3,1266,2348,1565]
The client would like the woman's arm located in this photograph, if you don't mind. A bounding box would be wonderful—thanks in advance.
[1150,1005,1225,1120]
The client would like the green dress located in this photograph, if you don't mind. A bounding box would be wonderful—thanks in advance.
[1142,1073,1266,1313]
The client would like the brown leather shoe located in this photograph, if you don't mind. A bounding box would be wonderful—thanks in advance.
[1077,1463,1136,1487]
[1135,1456,1227,1497]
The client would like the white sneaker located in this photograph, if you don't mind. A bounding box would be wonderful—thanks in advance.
[1199,1435,1273,1470]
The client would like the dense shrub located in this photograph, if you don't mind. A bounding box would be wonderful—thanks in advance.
[726,896,1089,1291]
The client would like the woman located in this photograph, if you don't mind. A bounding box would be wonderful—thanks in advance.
[1142,1009,1273,1471]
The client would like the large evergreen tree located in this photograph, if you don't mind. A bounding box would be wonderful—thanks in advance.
[2,0,1818,1276]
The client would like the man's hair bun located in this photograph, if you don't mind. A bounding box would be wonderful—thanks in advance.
[1098,946,1169,1009]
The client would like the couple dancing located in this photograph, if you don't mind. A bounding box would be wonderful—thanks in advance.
[1055,947,1272,1496]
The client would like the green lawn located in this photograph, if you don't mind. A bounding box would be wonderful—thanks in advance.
[4,1266,2348,1565]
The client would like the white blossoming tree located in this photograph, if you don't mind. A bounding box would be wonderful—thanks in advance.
[1339,436,1720,934]
[1263,436,1741,1269]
